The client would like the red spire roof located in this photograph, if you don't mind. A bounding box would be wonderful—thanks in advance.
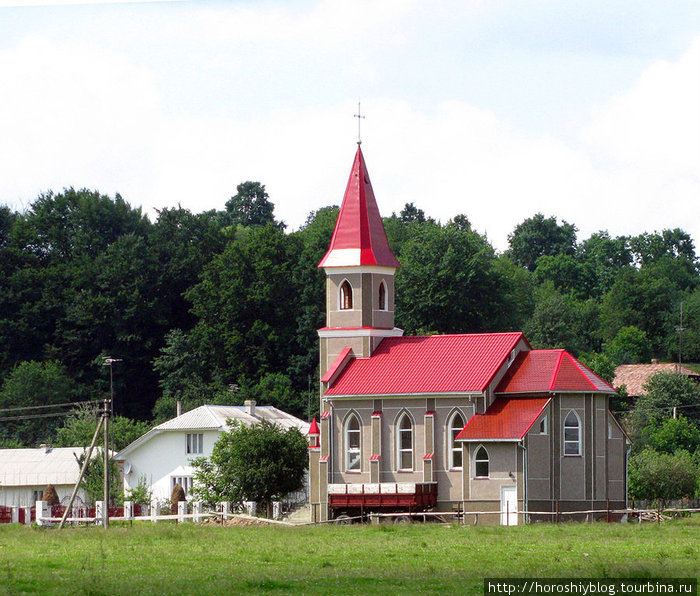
[307,417,320,436]
[318,145,400,268]
[496,350,616,394]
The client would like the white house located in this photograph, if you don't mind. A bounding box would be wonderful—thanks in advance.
[0,445,91,507]
[116,401,309,502]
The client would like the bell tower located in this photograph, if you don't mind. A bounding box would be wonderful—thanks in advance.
[318,145,403,380]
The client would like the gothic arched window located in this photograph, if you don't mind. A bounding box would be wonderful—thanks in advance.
[339,280,353,310]
[564,410,581,456]
[397,413,413,471]
[378,280,387,311]
[474,445,489,478]
[345,414,361,471]
[448,412,465,469]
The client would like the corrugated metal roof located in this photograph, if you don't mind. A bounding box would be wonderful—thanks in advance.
[318,145,400,269]
[496,350,615,394]
[117,404,309,458]
[456,397,550,441]
[0,446,104,487]
[325,333,524,396]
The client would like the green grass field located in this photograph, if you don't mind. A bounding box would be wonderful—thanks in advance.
[1,519,697,595]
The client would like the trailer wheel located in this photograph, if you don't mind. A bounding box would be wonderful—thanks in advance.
[393,515,412,524]
[335,514,352,525]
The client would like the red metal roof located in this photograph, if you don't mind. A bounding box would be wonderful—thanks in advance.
[496,350,615,394]
[324,332,525,396]
[321,347,353,384]
[307,417,319,436]
[318,145,400,269]
[456,397,550,441]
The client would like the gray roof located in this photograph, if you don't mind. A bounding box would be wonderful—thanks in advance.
[116,404,309,458]
[0,446,103,487]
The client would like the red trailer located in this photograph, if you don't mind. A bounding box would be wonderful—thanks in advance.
[328,482,437,519]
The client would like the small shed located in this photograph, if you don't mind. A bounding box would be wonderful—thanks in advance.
[0,445,89,507]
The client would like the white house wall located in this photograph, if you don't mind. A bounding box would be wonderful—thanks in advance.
[122,430,220,502]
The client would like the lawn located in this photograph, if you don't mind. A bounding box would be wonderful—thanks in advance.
[0,519,697,595]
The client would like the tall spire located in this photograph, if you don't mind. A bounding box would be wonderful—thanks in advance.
[318,145,400,268]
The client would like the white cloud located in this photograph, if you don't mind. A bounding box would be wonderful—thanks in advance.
[1,27,698,254]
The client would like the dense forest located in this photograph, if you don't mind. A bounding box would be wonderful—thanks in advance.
[0,184,699,451]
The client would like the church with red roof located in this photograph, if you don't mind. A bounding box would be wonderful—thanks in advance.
[308,145,630,524]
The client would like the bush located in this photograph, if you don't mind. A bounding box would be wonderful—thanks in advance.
[628,447,698,507]
[125,475,152,506]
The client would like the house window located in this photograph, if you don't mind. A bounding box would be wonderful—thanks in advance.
[564,411,581,456]
[186,433,203,455]
[539,416,547,435]
[474,446,489,478]
[378,281,387,311]
[172,476,192,495]
[448,412,465,469]
[397,413,413,471]
[32,490,44,503]
[339,280,353,310]
[345,414,361,471]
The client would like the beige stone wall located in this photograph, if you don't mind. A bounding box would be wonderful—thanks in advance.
[326,271,395,330]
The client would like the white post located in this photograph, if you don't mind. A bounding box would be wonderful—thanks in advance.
[124,501,134,521]
[220,501,230,519]
[95,501,105,524]
[72,504,80,524]
[35,501,48,526]
[11,507,19,524]
[177,501,186,523]
[23,506,31,525]
[244,501,256,516]
[151,501,160,523]
[272,501,282,520]
[193,501,203,523]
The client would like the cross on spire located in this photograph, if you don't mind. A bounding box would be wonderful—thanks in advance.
[354,101,365,144]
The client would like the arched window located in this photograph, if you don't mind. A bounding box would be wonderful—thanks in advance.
[448,412,465,469]
[339,280,353,310]
[397,413,413,471]
[378,281,387,311]
[564,411,581,455]
[474,445,489,478]
[345,414,361,471]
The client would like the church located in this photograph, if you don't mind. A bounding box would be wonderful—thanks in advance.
[308,144,630,524]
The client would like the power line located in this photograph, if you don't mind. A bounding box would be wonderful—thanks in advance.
[0,410,89,422]
[0,399,102,414]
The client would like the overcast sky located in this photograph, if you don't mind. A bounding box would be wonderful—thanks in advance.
[1,0,699,251]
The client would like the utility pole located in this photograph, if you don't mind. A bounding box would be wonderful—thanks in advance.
[103,398,110,529]
[676,301,685,368]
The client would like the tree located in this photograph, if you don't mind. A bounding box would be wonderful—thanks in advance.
[191,420,307,516]
[605,326,653,365]
[524,285,601,354]
[644,416,700,455]
[185,224,305,391]
[237,373,303,419]
[223,182,283,229]
[576,231,632,298]
[507,213,577,272]
[395,224,506,334]
[628,448,698,507]
[77,449,122,506]
[627,371,700,445]
[0,360,82,447]
[55,405,150,451]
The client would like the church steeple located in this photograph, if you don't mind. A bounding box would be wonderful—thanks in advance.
[318,145,403,380]
[319,145,400,269]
